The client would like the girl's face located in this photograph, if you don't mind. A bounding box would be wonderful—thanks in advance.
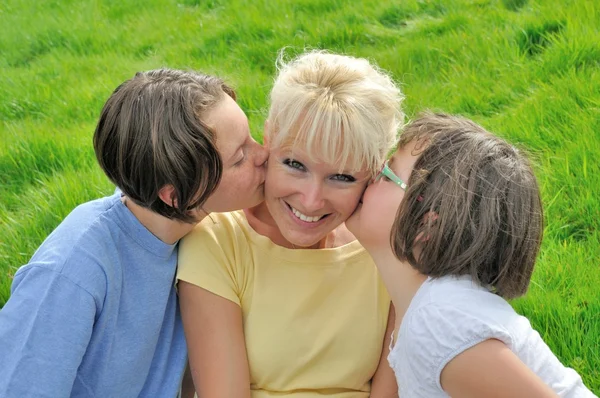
[264,144,371,248]
[346,141,420,251]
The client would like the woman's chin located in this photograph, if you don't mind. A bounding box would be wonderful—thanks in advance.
[283,232,327,249]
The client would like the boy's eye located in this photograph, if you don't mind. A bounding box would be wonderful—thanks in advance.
[234,150,246,166]
[283,159,305,171]
[331,174,356,183]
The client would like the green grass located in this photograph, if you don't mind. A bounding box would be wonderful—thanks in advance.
[1,0,599,392]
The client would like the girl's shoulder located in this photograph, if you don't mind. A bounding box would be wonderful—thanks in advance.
[394,276,521,390]
[394,276,594,397]
[406,276,521,341]
[413,275,514,314]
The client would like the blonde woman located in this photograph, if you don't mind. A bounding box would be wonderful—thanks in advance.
[178,51,404,397]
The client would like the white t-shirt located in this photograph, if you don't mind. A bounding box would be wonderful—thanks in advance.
[388,275,595,397]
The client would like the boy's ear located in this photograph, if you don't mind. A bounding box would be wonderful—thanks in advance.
[158,185,178,208]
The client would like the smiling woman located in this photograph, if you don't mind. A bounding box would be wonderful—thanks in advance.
[259,146,371,248]
[177,50,405,398]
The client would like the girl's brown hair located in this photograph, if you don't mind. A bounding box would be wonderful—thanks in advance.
[94,68,236,222]
[392,112,543,299]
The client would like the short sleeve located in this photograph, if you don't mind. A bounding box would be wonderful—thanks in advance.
[401,303,514,392]
[0,266,96,397]
[177,213,250,306]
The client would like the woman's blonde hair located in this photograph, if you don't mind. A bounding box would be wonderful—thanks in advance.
[265,49,404,175]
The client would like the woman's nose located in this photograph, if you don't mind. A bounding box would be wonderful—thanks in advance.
[300,182,326,212]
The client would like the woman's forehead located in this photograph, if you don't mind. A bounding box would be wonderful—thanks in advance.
[270,114,380,175]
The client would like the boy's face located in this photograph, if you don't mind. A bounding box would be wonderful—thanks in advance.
[346,141,420,252]
[200,96,269,214]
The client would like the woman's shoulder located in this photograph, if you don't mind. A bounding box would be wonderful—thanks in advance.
[177,210,254,304]
[178,210,256,269]
[184,210,250,242]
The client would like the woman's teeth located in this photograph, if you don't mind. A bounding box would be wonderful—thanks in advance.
[291,206,323,223]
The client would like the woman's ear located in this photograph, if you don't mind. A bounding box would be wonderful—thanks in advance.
[158,185,178,208]
[263,120,270,149]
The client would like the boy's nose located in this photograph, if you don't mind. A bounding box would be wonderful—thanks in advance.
[253,141,269,166]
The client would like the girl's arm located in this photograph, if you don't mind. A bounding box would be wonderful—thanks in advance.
[178,281,252,398]
[369,304,399,398]
[441,338,558,398]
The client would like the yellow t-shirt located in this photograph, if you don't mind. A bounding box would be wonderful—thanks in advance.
[177,211,391,398]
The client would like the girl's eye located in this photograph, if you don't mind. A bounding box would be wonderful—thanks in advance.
[283,159,305,171]
[331,174,356,182]
[382,175,392,182]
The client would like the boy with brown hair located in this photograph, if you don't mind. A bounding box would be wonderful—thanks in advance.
[0,68,267,397]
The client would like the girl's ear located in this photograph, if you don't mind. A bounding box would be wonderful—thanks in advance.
[158,185,178,208]
[415,211,438,243]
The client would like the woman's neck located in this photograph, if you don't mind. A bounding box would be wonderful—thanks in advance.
[245,203,294,248]
[367,248,428,331]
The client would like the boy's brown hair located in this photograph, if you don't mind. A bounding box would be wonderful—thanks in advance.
[392,112,543,299]
[94,68,236,222]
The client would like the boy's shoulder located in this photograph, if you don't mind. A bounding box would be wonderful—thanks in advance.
[59,192,123,233]
[16,192,128,297]
[34,192,124,255]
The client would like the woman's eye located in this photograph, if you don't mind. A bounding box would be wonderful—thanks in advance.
[283,159,305,171]
[331,174,356,182]
[382,175,392,182]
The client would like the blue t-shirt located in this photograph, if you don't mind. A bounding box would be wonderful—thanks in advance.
[0,192,187,397]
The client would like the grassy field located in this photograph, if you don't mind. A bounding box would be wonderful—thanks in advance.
[1,0,599,392]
